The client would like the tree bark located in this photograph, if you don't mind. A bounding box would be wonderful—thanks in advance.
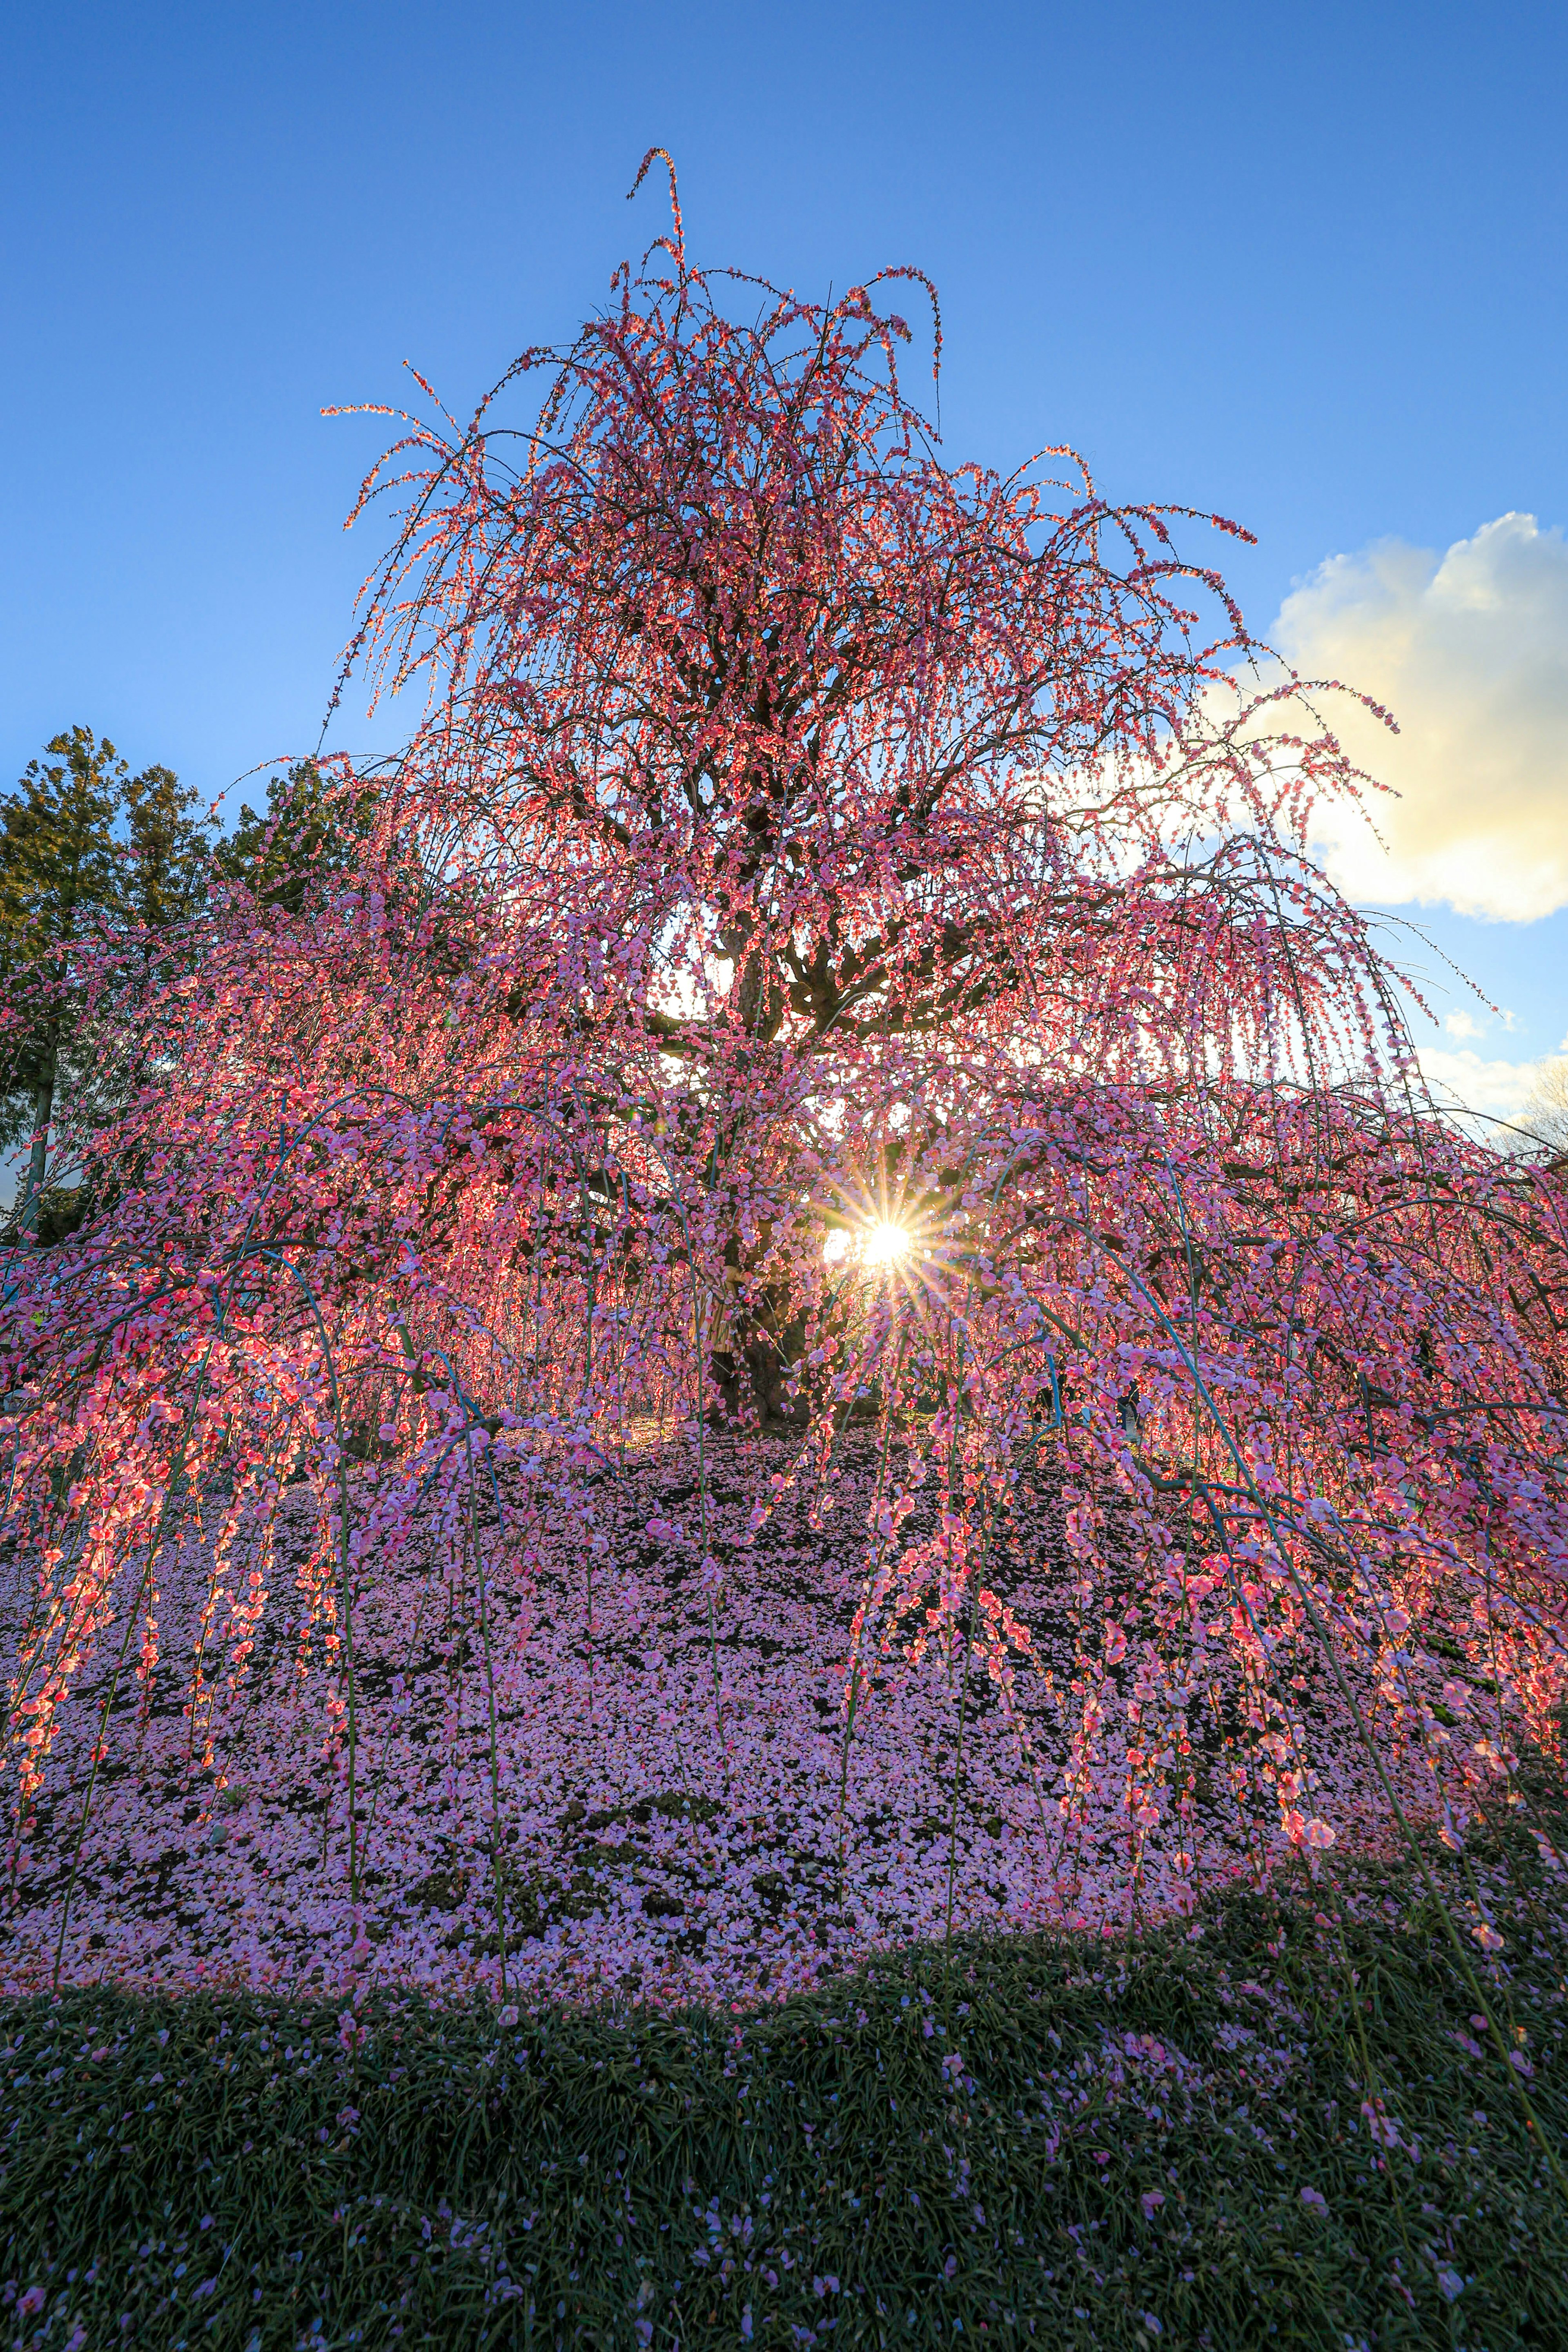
[17,1045,56,1244]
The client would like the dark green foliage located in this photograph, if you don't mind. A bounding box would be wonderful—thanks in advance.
[0,726,209,1233]
[215,762,378,915]
[2,1853,1564,2349]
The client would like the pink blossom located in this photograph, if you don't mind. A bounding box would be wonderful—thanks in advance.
[0,171,1563,2020]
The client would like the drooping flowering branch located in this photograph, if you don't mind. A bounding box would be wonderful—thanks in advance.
[2,165,1564,2007]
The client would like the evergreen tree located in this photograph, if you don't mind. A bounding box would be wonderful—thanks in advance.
[0,726,209,1238]
[216,759,379,914]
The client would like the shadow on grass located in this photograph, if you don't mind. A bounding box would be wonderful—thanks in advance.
[2,1824,1564,2349]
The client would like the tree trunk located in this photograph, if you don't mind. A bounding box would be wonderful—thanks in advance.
[17,1049,56,1244]
[708,1270,813,1428]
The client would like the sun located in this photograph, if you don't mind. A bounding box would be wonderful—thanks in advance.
[822,1215,917,1269]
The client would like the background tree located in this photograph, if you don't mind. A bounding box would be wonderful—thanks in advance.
[1516,1058,1568,1159]
[215,757,380,915]
[0,726,209,1240]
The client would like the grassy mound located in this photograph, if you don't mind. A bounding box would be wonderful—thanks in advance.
[2,1838,1565,2350]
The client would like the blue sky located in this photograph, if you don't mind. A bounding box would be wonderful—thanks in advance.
[2,0,1564,1125]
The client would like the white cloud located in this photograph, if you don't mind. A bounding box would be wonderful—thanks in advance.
[1414,1045,1546,1132]
[1266,513,1568,920]
[1443,1008,1486,1041]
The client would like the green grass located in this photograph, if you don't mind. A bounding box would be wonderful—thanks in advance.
[2,1836,1565,2350]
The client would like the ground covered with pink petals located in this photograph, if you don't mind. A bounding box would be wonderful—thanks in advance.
[4,1431,1497,2011]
